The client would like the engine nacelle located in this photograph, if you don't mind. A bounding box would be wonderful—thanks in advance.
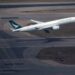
[52,25,60,30]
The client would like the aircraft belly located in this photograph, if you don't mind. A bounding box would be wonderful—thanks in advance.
[20,27,37,31]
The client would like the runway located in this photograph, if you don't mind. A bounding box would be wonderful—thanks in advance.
[1,4,75,75]
[1,2,75,8]
[0,38,75,47]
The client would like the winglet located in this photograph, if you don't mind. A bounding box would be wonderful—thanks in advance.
[30,19,43,24]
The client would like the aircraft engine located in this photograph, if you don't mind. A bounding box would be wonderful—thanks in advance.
[52,25,60,30]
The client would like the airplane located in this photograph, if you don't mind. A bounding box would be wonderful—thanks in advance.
[8,17,75,33]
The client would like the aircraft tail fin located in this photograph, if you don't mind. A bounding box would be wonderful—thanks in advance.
[9,20,22,31]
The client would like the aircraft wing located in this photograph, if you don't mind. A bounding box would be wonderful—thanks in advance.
[30,19,44,24]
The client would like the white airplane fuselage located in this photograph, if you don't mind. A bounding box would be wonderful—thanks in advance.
[10,17,75,32]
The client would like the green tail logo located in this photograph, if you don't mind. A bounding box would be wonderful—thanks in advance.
[9,20,22,29]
